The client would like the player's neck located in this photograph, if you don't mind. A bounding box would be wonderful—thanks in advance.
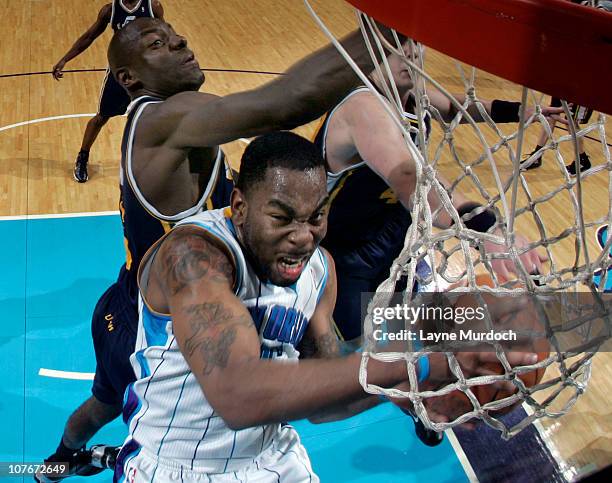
[132,87,171,101]
[369,72,409,99]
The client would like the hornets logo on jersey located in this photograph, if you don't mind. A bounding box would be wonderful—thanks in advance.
[249,305,310,359]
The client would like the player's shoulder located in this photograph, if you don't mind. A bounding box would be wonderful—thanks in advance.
[338,87,391,120]
[162,223,235,266]
[340,87,378,108]
[138,91,220,123]
[99,2,113,20]
[155,91,221,114]
[316,246,336,277]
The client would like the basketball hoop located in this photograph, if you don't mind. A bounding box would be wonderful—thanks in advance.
[305,0,612,438]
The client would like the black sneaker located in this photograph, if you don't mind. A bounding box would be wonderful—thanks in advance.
[74,150,89,183]
[520,157,542,171]
[520,147,543,171]
[566,152,591,177]
[403,409,444,446]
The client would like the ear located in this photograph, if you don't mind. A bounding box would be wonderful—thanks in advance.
[115,67,142,92]
[230,188,247,227]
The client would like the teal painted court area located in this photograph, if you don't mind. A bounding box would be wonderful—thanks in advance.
[0,214,467,482]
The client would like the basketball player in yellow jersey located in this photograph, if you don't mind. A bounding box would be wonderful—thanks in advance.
[316,40,562,445]
[317,40,563,341]
[52,1,164,182]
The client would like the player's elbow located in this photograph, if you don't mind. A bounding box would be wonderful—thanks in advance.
[387,162,417,206]
[220,412,253,431]
[208,373,269,430]
[214,401,265,431]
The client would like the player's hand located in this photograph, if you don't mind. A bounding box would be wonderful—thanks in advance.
[524,105,569,125]
[389,350,538,425]
[34,441,104,482]
[484,231,548,281]
[387,288,538,419]
[52,60,66,81]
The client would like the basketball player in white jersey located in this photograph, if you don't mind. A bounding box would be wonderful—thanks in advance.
[115,131,541,482]
[52,1,164,182]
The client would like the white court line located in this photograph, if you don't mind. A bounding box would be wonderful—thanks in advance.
[0,114,246,221]
[523,402,579,481]
[0,210,120,221]
[39,368,95,381]
[446,429,479,482]
[0,113,96,133]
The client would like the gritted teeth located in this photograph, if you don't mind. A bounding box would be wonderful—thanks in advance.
[280,256,306,267]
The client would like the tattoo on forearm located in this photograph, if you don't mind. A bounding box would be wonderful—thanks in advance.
[162,231,234,294]
[315,332,341,358]
[190,327,236,376]
[183,302,253,375]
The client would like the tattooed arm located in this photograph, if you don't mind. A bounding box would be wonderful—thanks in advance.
[145,225,412,430]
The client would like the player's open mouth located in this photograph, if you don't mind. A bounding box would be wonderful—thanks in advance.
[278,255,308,279]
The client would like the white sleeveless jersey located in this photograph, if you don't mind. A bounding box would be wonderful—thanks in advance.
[121,208,329,474]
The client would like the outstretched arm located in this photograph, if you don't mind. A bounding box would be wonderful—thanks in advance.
[142,28,391,155]
[52,4,112,80]
[426,85,566,124]
[342,90,547,276]
[342,91,465,227]
[150,226,539,428]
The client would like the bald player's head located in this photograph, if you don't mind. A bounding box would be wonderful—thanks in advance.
[108,18,205,99]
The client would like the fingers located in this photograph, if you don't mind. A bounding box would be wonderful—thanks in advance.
[426,409,449,424]
[550,115,570,126]
[491,259,512,282]
[543,107,564,115]
[521,249,548,276]
[524,252,542,276]
[504,351,539,366]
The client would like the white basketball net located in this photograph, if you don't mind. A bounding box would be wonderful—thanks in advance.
[306,0,612,438]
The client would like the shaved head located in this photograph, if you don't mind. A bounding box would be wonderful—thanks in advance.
[107,17,204,99]
[108,17,164,74]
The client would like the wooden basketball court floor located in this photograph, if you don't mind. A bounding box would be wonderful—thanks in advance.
[1,0,610,481]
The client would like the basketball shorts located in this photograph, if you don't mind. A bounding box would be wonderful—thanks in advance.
[98,68,131,118]
[91,282,138,405]
[114,426,319,483]
[550,97,593,124]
